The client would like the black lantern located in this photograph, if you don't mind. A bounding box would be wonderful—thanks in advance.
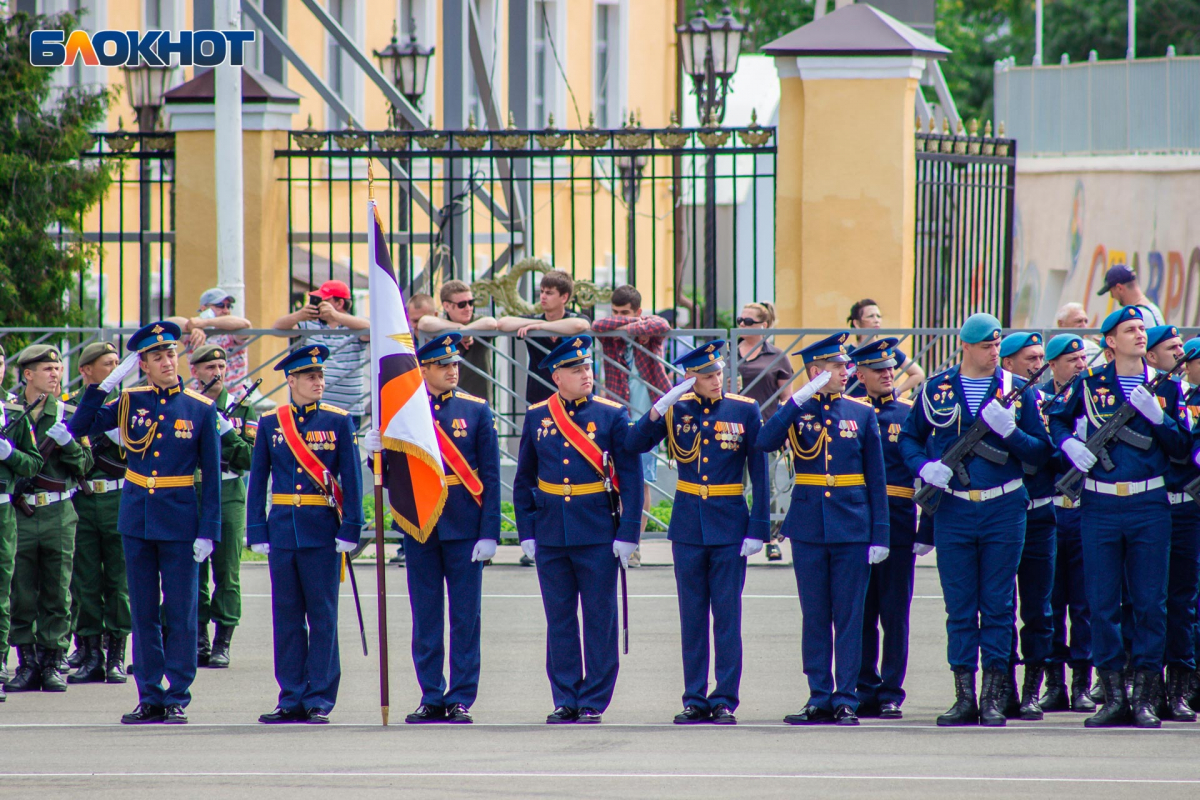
[121,62,174,131]
[375,18,435,125]
[676,6,744,124]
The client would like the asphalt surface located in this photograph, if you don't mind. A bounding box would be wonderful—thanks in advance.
[3,543,1200,799]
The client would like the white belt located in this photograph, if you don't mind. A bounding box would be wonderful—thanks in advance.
[1028,497,1053,510]
[948,478,1024,503]
[221,470,240,481]
[1169,493,1194,506]
[23,488,77,507]
[1084,476,1165,497]
[1054,496,1079,509]
[88,479,125,494]
[0,494,9,505]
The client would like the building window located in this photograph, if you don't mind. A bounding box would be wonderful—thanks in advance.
[533,0,562,129]
[594,0,623,128]
[326,0,362,128]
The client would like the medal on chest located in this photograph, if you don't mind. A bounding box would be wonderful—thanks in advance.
[887,422,902,442]
[838,419,859,438]
[304,430,337,451]
[451,418,469,438]
[678,414,695,434]
[714,420,743,450]
[174,419,194,439]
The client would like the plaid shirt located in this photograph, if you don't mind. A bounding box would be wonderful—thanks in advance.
[591,314,673,403]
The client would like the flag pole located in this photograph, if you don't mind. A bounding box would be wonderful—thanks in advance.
[367,162,389,726]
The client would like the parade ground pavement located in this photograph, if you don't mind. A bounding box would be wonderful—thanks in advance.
[3,543,1200,799]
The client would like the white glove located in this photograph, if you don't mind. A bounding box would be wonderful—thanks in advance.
[652,377,697,416]
[104,429,122,445]
[613,540,639,568]
[363,429,383,453]
[739,538,764,558]
[1062,437,1097,472]
[335,538,357,553]
[0,437,11,461]
[1129,385,1164,425]
[913,543,934,557]
[250,543,270,555]
[520,539,536,561]
[791,369,831,407]
[919,460,952,489]
[980,400,1017,438]
[193,538,214,563]
[471,539,498,562]
[868,546,890,565]
[47,421,74,446]
[100,352,139,392]
[216,415,235,436]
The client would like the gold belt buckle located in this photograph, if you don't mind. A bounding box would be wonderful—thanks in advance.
[36,493,49,507]
[699,484,710,500]
[562,483,572,497]
[825,475,836,487]
[1116,482,1131,497]
[969,489,982,502]
[292,494,302,506]
[145,476,156,489]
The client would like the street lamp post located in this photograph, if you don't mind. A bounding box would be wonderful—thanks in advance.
[676,7,743,328]
[121,63,173,324]
[616,154,647,286]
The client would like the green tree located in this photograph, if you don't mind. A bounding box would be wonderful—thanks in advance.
[686,1,816,56]
[0,11,112,338]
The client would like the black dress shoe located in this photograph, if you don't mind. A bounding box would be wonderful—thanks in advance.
[519,554,535,567]
[856,702,881,718]
[673,706,710,724]
[259,706,307,724]
[306,708,330,724]
[834,705,860,725]
[546,706,578,724]
[878,702,903,719]
[163,704,188,724]
[576,707,602,724]
[784,705,835,725]
[710,705,737,725]
[446,703,473,724]
[121,703,167,724]
[405,704,447,724]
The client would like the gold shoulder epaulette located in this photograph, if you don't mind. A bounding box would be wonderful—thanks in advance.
[725,393,756,403]
[1086,367,1099,377]
[183,388,214,405]
[319,403,349,416]
[843,395,872,407]
[260,407,278,417]
[594,396,623,408]
[528,399,549,410]
[454,390,486,404]
[125,386,152,393]
[897,397,915,406]
[679,392,697,402]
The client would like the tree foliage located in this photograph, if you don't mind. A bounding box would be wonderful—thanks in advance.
[0,11,112,336]
[686,1,815,55]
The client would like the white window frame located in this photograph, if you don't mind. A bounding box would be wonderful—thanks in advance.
[39,0,108,92]
[593,0,626,129]
[532,0,566,130]
[326,0,364,130]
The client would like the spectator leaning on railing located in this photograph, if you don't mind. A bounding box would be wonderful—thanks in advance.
[497,270,590,408]
[416,280,498,403]
[179,288,252,390]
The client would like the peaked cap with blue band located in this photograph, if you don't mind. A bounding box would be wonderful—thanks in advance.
[1145,324,1181,352]
[674,339,726,375]
[1045,334,1085,362]
[275,344,330,375]
[538,335,593,372]
[792,332,851,365]
[1100,305,1142,335]
[128,321,182,354]
[959,313,1002,344]
[417,332,464,365]
[999,331,1043,359]
[849,337,900,369]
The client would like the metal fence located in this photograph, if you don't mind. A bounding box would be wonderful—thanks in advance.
[994,55,1200,156]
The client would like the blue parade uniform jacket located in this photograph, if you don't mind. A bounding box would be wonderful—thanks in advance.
[428,389,501,541]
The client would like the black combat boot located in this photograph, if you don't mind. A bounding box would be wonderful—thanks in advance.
[65,634,86,670]
[979,668,1007,726]
[0,649,9,684]
[3,645,41,692]
[1188,669,1200,712]
[106,634,128,684]
[39,647,67,692]
[1019,664,1045,720]
[1164,665,1197,722]
[1130,670,1162,728]
[1039,662,1069,712]
[1088,674,1105,706]
[1085,668,1132,727]
[1070,666,1097,712]
[208,625,233,669]
[937,669,979,726]
[1001,664,1021,718]
[67,635,107,684]
[197,624,211,666]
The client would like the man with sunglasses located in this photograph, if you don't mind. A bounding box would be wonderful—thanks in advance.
[416,281,498,404]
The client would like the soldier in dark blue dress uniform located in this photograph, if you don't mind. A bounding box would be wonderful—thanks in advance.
[899,313,1052,727]
[758,333,889,726]
[626,340,769,725]
[247,345,364,724]
[513,335,643,724]
[67,322,223,725]
[849,337,932,720]
[380,333,501,725]
[1048,306,1192,728]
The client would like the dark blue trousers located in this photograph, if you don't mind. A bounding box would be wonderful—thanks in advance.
[124,537,198,708]
[267,546,341,714]
[933,491,1026,672]
[672,541,746,711]
[403,531,484,708]
[1049,505,1091,667]
[858,506,916,708]
[1010,502,1057,668]
[1165,504,1200,670]
[792,541,870,711]
[535,543,619,712]
[1081,490,1170,672]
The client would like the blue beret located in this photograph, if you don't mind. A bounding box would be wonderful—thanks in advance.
[1045,334,1085,362]
[792,332,851,366]
[1145,324,1180,352]
[999,331,1043,359]
[1100,305,1142,335]
[849,337,899,369]
[417,332,463,365]
[674,339,726,375]
[959,313,1002,344]
[1182,337,1200,363]
[537,335,593,372]
[275,344,330,375]
[128,321,182,354]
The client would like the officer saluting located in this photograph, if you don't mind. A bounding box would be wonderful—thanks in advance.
[514,335,643,724]
[849,337,932,720]
[248,345,363,725]
[899,314,1052,727]
[758,333,889,726]
[626,340,769,725]
[67,322,222,725]
[373,333,500,725]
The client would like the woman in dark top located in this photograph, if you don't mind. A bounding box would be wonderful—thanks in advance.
[847,298,925,396]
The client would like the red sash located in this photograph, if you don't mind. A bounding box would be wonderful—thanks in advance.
[435,424,483,506]
[277,405,344,521]
[548,394,619,491]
